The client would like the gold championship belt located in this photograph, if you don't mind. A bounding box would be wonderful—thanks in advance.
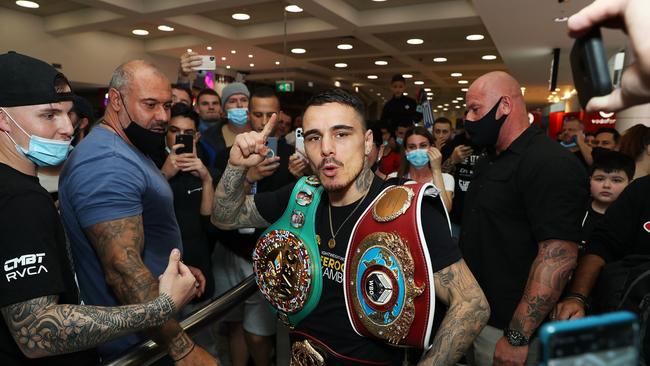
[344,182,446,349]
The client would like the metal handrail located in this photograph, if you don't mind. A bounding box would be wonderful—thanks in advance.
[104,274,258,366]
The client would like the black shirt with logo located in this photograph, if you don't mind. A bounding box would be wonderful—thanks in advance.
[255,176,461,365]
[0,163,98,365]
[381,95,421,128]
[459,126,588,330]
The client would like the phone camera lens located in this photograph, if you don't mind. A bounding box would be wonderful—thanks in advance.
[209,56,215,61]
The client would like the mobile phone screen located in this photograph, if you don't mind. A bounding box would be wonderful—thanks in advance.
[266,137,278,158]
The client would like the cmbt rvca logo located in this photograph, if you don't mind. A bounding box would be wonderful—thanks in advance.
[4,253,48,282]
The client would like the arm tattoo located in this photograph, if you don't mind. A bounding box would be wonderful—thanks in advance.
[211,163,270,230]
[420,260,490,366]
[1,294,175,359]
[509,240,577,337]
[85,215,191,358]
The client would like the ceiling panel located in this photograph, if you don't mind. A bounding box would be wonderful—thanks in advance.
[343,0,450,11]
[0,0,88,16]
[104,23,190,40]
[374,24,496,52]
[201,1,309,27]
[310,55,409,70]
[257,36,383,59]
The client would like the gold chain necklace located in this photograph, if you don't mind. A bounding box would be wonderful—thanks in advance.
[327,189,370,249]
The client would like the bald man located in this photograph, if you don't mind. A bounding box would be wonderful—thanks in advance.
[459,72,588,366]
[59,60,218,365]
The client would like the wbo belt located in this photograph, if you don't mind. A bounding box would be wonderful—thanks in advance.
[253,175,324,328]
[344,181,446,349]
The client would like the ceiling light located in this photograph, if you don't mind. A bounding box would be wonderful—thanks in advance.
[450,72,463,77]
[187,48,193,52]
[414,80,424,85]
[402,74,413,78]
[335,63,348,68]
[463,103,466,107]
[424,88,431,92]
[226,65,231,69]
[458,80,468,84]
[248,54,253,58]
[132,29,149,36]
[291,48,306,54]
[231,50,236,54]
[554,16,568,22]
[15,1,39,8]
[158,25,174,32]
[427,92,433,96]
[555,87,561,91]
[437,105,443,108]
[372,0,388,2]
[232,13,250,21]
[376,93,381,96]
[433,57,447,63]
[334,81,341,87]
[221,56,226,61]
[482,54,497,60]
[455,106,461,109]
[375,60,388,66]
[427,97,432,101]
[552,91,557,95]
[285,5,303,12]
[355,86,359,93]
[433,109,438,113]
[466,34,484,41]
[444,103,449,107]
[456,97,464,100]
[206,46,212,51]
[367,75,378,79]
[275,61,280,65]
[337,44,353,50]
[249,63,254,67]
[407,38,424,45]
[452,100,459,103]
[461,87,469,92]
[403,92,408,96]
[443,108,448,111]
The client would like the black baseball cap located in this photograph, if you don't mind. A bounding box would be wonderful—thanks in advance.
[0,51,74,107]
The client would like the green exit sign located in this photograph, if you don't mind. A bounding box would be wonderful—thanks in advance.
[276,80,294,92]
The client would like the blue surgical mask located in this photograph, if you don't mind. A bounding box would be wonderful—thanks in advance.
[382,140,389,146]
[227,108,248,126]
[396,137,404,146]
[2,108,71,167]
[406,149,429,168]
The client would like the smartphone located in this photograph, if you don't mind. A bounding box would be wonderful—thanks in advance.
[266,137,278,158]
[193,55,216,71]
[295,128,305,155]
[539,311,640,366]
[175,134,193,154]
[570,27,613,109]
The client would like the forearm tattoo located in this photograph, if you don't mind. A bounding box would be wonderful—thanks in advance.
[1,294,175,358]
[422,260,490,366]
[509,240,577,337]
[441,158,456,174]
[212,163,269,229]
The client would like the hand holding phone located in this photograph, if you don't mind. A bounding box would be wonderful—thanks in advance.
[175,134,194,155]
[570,27,613,110]
[192,55,216,71]
[295,128,305,156]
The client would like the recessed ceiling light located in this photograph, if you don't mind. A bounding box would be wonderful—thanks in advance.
[206,46,212,51]
[456,97,464,100]
[372,0,387,2]
[402,74,413,78]
[452,100,459,103]
[433,57,447,63]
[187,48,193,52]
[249,63,254,67]
[554,16,568,22]
[221,56,226,61]
[231,50,236,54]
[376,93,381,96]
[132,29,149,36]
[443,108,448,111]
[482,54,497,60]
[433,109,438,113]
[458,80,469,84]
[437,105,443,108]
[466,34,484,41]
[335,63,348,68]
[226,65,231,69]
[414,80,424,85]
[337,44,353,50]
[444,103,450,106]
[285,5,303,12]
[450,72,463,77]
[407,38,424,45]
[367,75,378,79]
[426,92,433,96]
[555,87,561,91]
[463,103,466,107]
[15,1,39,8]
[455,105,461,109]
[461,87,469,92]
[248,54,253,58]
[403,92,408,96]
[275,61,280,65]
[334,81,341,87]
[232,13,250,21]
[158,25,174,32]
[424,88,431,92]
[291,48,306,54]
[427,97,432,100]
[374,60,388,66]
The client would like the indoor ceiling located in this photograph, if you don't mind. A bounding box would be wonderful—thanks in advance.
[0,0,628,110]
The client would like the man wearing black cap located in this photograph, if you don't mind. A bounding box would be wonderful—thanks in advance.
[0,51,199,365]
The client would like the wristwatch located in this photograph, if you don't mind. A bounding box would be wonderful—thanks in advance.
[504,328,529,346]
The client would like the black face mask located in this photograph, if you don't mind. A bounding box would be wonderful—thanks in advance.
[464,97,508,148]
[120,94,166,157]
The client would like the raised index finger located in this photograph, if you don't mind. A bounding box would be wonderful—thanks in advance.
[260,113,278,139]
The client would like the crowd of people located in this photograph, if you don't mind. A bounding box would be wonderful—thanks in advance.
[0,0,649,365]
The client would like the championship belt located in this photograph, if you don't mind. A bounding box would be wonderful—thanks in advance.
[253,175,324,328]
[344,182,443,349]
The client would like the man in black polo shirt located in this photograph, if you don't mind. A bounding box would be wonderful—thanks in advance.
[459,71,587,366]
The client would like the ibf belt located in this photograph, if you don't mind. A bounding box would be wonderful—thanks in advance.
[344,182,444,349]
[253,175,324,328]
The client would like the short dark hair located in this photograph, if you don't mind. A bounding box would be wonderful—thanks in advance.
[595,127,621,143]
[619,124,650,159]
[369,122,383,148]
[250,86,280,108]
[171,83,192,102]
[304,88,366,129]
[196,88,220,104]
[396,120,414,129]
[391,74,405,83]
[433,117,452,127]
[585,131,596,138]
[590,150,635,180]
[170,102,200,130]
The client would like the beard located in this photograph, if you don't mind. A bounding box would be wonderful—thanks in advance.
[315,157,368,193]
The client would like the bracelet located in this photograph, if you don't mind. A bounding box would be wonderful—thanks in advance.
[565,292,590,308]
[172,342,195,362]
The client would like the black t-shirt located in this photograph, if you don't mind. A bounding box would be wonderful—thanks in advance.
[381,95,421,128]
[459,126,588,329]
[586,175,650,262]
[0,163,98,365]
[255,176,461,365]
[448,134,484,225]
[580,206,604,252]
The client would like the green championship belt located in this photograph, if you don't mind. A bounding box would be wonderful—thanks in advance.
[253,175,324,327]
